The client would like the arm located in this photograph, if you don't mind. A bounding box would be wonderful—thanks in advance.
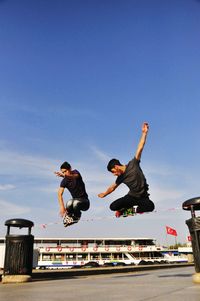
[98,183,119,198]
[54,170,79,178]
[135,122,149,161]
[58,187,66,217]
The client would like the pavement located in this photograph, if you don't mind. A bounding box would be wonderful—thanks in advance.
[0,262,194,281]
[0,265,200,301]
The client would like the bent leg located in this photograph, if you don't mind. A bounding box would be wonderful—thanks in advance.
[110,195,135,211]
[71,198,90,217]
[110,195,155,213]
[66,199,74,214]
[136,199,155,213]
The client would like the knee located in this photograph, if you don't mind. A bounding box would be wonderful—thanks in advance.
[81,202,90,211]
[150,201,155,211]
[72,200,80,210]
[110,203,116,211]
[147,201,155,212]
[66,199,73,208]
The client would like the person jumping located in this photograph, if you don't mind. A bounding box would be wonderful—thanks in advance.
[55,161,90,227]
[98,122,155,217]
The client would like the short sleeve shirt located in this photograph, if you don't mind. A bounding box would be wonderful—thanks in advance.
[115,157,149,198]
[60,170,88,199]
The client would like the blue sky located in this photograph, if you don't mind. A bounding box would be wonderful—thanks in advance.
[0,0,200,245]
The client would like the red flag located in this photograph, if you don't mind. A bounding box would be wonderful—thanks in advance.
[166,226,177,236]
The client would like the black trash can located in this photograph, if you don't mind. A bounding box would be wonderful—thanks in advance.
[183,197,200,283]
[3,218,34,283]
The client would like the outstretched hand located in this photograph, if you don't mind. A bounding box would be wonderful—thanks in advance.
[98,193,106,198]
[54,171,65,178]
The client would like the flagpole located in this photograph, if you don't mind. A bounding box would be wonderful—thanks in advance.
[175,236,177,247]
[166,226,178,248]
[166,233,168,248]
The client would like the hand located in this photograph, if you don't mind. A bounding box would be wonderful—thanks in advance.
[142,122,149,134]
[54,171,65,178]
[98,193,106,198]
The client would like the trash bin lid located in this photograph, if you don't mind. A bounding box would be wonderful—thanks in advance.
[182,197,200,211]
[5,218,34,228]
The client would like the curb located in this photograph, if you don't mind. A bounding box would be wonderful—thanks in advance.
[0,263,194,282]
[31,263,194,281]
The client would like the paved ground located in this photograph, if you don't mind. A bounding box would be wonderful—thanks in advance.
[0,266,200,301]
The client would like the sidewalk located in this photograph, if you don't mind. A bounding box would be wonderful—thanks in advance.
[0,262,193,281]
[0,266,199,301]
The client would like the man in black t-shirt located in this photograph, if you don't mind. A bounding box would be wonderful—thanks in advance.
[98,122,154,217]
[55,161,90,226]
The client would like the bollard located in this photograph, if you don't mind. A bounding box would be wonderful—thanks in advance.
[2,218,34,284]
[183,197,200,283]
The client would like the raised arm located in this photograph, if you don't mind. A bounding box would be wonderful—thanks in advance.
[98,183,119,198]
[135,122,149,161]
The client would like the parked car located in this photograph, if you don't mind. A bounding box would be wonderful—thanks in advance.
[82,261,100,268]
[113,262,126,266]
[102,262,115,267]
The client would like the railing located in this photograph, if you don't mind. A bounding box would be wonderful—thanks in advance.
[39,245,159,253]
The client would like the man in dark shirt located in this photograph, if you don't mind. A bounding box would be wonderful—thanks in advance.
[55,161,90,226]
[98,122,154,217]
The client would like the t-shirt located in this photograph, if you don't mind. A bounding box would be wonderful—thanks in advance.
[115,157,149,198]
[60,170,88,199]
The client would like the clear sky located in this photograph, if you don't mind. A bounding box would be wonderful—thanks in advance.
[0,0,200,245]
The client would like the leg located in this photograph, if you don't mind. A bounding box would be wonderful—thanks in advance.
[63,199,80,227]
[110,195,155,213]
[72,198,90,217]
[65,199,74,214]
[110,195,135,211]
[136,198,155,213]
[66,198,89,217]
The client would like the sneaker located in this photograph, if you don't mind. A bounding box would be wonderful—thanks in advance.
[123,207,137,217]
[115,210,123,218]
[122,209,130,217]
[63,213,80,227]
[126,208,134,215]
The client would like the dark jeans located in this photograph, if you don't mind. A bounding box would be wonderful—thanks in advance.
[110,194,155,213]
[66,198,90,217]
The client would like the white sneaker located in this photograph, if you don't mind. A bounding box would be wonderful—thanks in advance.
[63,213,80,227]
